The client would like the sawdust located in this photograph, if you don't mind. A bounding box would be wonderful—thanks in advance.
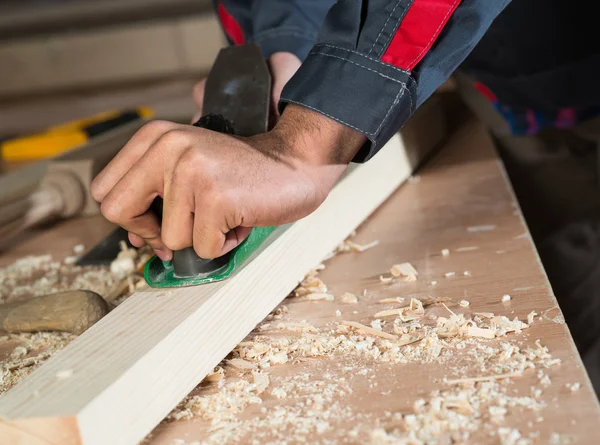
[0,245,150,394]
[0,331,75,394]
[0,236,579,444]
[163,287,566,444]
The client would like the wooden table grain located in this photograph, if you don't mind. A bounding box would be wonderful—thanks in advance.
[1,119,598,443]
[147,120,600,444]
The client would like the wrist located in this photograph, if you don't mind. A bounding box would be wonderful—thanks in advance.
[271,104,367,165]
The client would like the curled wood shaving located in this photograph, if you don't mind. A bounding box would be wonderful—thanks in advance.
[378,297,405,304]
[227,359,256,370]
[390,263,418,281]
[335,239,380,253]
[374,298,425,321]
[340,321,398,340]
[295,277,328,297]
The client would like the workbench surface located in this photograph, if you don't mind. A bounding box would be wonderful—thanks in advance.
[1,120,598,444]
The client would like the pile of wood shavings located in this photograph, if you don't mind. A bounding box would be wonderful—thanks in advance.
[0,331,75,393]
[370,378,547,445]
[0,243,151,394]
[164,256,567,444]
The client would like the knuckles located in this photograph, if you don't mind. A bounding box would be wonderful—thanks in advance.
[162,226,190,251]
[89,177,105,203]
[156,129,193,149]
[99,198,124,225]
[138,120,176,139]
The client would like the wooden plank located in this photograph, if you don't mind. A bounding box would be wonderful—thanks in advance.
[145,119,600,444]
[0,104,443,444]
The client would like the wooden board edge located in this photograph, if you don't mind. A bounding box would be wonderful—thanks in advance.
[0,416,81,445]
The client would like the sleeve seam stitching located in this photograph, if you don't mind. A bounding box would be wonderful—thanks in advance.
[312,44,410,75]
[252,28,317,41]
[309,50,408,83]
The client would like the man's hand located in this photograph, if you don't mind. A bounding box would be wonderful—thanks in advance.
[192,52,302,125]
[90,105,366,261]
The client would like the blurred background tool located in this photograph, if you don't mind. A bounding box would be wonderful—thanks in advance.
[0,290,109,335]
[1,107,153,162]
[0,116,150,249]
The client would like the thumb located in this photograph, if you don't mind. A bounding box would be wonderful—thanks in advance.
[192,210,253,259]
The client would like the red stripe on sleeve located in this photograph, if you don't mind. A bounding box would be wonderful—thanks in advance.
[217,2,245,45]
[473,81,498,102]
[381,0,461,71]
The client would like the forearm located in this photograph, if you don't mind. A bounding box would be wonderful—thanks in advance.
[271,104,366,165]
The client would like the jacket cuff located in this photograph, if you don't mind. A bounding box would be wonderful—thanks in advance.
[252,28,317,61]
[279,44,416,162]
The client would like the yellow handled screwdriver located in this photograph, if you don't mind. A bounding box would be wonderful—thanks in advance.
[1,107,154,162]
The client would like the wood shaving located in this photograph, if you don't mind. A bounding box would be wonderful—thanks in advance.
[340,321,398,340]
[374,298,425,321]
[110,241,137,279]
[335,239,380,254]
[527,311,538,325]
[466,326,496,339]
[378,297,405,304]
[445,272,455,278]
[340,292,358,304]
[379,275,394,284]
[294,277,328,297]
[390,263,418,281]
[205,367,225,382]
[459,300,470,307]
[227,359,256,370]
[455,246,479,252]
[467,225,497,232]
